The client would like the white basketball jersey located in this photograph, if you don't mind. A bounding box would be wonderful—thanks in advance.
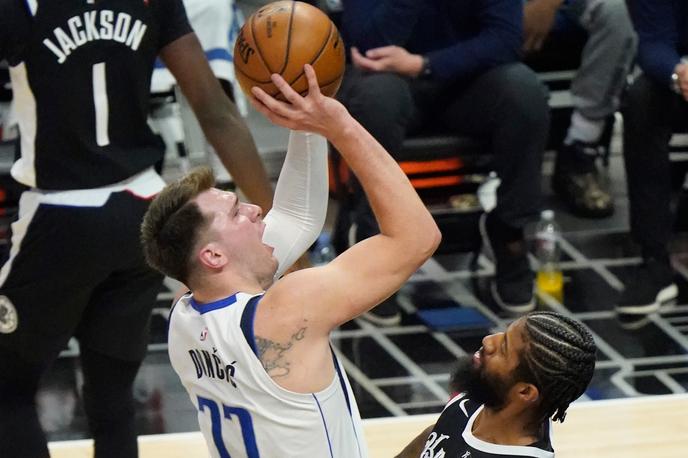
[168,292,369,458]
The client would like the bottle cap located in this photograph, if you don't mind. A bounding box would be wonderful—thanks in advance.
[541,209,554,220]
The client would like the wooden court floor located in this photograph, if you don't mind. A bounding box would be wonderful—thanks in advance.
[49,394,688,458]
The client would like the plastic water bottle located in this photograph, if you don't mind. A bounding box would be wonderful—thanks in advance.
[477,171,501,213]
[535,210,563,298]
[311,232,336,266]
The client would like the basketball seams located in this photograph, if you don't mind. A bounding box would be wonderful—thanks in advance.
[277,1,297,75]
[292,69,343,91]
[285,21,334,87]
[235,65,280,94]
[249,6,277,76]
[312,28,345,87]
[317,79,342,96]
[310,22,336,68]
[316,72,344,88]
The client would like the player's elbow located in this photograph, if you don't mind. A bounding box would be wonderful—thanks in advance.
[425,224,442,257]
[411,220,442,262]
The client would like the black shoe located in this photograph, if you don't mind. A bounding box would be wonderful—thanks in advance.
[479,213,535,313]
[552,141,614,218]
[616,260,678,315]
[361,296,402,327]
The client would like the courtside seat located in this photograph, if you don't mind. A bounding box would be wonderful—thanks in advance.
[329,132,490,254]
[396,134,482,161]
[396,134,489,192]
[329,133,489,197]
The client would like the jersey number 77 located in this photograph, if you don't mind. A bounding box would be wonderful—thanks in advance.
[198,396,260,457]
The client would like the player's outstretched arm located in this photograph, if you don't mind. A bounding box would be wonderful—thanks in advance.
[159,32,273,213]
[263,130,329,279]
[252,65,441,333]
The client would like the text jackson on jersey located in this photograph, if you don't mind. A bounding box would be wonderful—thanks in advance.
[43,10,148,64]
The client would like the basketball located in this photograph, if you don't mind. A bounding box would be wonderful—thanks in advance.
[233,1,346,99]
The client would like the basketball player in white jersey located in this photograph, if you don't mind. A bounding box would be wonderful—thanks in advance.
[141,65,441,457]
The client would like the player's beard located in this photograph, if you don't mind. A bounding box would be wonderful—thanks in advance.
[449,355,513,411]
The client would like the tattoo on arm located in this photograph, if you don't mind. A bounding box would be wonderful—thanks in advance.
[255,327,307,378]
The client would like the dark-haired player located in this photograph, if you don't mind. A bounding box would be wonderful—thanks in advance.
[396,311,597,458]
[0,1,272,457]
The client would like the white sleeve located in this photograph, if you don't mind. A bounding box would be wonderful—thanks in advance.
[262,130,329,279]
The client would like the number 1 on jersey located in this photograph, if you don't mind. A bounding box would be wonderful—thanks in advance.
[197,396,260,457]
[92,62,110,146]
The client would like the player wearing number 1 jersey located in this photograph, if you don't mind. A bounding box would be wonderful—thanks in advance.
[0,1,273,457]
[142,66,441,457]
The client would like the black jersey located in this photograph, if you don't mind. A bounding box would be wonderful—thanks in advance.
[0,0,192,190]
[421,394,554,458]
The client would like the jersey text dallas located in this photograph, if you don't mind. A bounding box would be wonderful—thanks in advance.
[43,11,148,64]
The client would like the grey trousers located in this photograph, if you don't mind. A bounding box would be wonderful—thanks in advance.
[564,0,637,120]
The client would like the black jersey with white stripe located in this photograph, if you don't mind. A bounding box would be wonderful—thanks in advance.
[422,394,555,458]
[0,0,192,190]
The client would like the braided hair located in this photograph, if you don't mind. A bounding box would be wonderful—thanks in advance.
[517,311,597,423]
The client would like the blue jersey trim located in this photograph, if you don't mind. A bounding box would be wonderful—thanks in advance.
[331,346,352,415]
[190,293,238,315]
[312,393,335,458]
[331,346,363,457]
[240,295,263,356]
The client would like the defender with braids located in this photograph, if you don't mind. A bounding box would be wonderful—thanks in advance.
[397,311,596,458]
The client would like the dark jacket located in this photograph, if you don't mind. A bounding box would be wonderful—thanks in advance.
[341,0,522,82]
[631,0,688,87]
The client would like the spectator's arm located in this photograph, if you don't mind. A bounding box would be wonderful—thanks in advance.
[425,0,522,81]
[343,0,521,82]
[523,0,565,52]
[342,0,423,51]
[632,0,681,87]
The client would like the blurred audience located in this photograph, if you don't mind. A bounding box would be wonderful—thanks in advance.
[151,0,247,183]
[152,0,243,100]
[523,0,636,218]
[616,0,687,318]
[337,0,550,323]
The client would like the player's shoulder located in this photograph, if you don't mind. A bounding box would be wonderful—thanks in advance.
[260,268,316,311]
[170,290,192,310]
[167,291,192,325]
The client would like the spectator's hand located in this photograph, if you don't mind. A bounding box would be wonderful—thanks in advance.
[249,64,349,140]
[675,63,688,102]
[523,0,562,53]
[351,46,424,77]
